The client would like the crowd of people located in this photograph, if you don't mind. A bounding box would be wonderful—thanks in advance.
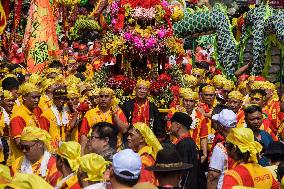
[0,60,284,189]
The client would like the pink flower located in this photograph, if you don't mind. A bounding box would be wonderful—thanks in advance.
[124,32,133,41]
[157,29,167,38]
[145,37,157,49]
[111,1,119,14]
[161,0,169,7]
[111,18,117,25]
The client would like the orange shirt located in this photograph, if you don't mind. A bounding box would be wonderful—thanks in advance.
[222,163,279,189]
[264,100,280,133]
[138,146,155,184]
[11,154,61,187]
[80,107,127,136]
[10,105,42,162]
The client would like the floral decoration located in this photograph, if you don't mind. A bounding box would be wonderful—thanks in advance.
[101,0,185,58]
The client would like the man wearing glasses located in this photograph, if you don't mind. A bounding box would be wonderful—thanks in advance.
[85,122,118,161]
[11,127,61,187]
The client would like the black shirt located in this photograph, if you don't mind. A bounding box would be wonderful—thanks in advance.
[176,137,198,189]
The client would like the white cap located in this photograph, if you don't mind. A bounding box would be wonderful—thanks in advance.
[112,149,142,180]
[212,109,237,128]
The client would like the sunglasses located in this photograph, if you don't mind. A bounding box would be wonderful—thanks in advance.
[18,142,37,151]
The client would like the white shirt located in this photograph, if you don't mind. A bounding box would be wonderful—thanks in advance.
[209,143,228,189]
[84,183,106,189]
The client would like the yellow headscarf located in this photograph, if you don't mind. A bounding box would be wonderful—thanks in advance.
[202,85,215,93]
[191,68,206,77]
[223,80,235,91]
[57,141,81,172]
[41,78,56,93]
[251,81,264,90]
[3,173,53,189]
[184,75,197,88]
[3,90,14,100]
[80,153,111,182]
[262,81,279,101]
[237,81,248,91]
[228,91,243,101]
[136,79,151,89]
[133,122,163,159]
[46,68,61,75]
[18,83,40,96]
[67,86,80,99]
[86,88,100,97]
[65,75,81,86]
[99,87,114,96]
[20,127,52,152]
[28,74,42,85]
[99,87,119,106]
[226,128,262,163]
[212,75,227,88]
[179,88,198,105]
[0,164,12,185]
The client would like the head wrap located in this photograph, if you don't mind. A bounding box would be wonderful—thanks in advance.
[251,81,264,90]
[212,75,226,88]
[65,75,81,86]
[136,79,150,89]
[0,67,9,74]
[179,88,198,102]
[67,86,80,99]
[99,88,114,96]
[28,74,42,85]
[57,141,81,172]
[237,81,248,91]
[184,75,197,87]
[250,91,265,100]
[46,68,61,75]
[223,80,235,91]
[226,128,263,163]
[133,122,163,159]
[4,173,53,189]
[191,68,206,77]
[86,88,100,97]
[41,78,56,93]
[80,153,110,182]
[228,91,243,101]
[202,85,215,93]
[0,164,12,185]
[20,127,52,151]
[18,83,40,96]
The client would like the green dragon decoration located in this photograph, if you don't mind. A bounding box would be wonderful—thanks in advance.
[173,3,284,78]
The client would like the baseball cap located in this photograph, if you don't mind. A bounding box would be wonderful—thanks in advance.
[212,109,237,128]
[112,149,142,180]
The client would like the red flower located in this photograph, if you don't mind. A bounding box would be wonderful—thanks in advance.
[114,13,125,31]
[77,102,90,112]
